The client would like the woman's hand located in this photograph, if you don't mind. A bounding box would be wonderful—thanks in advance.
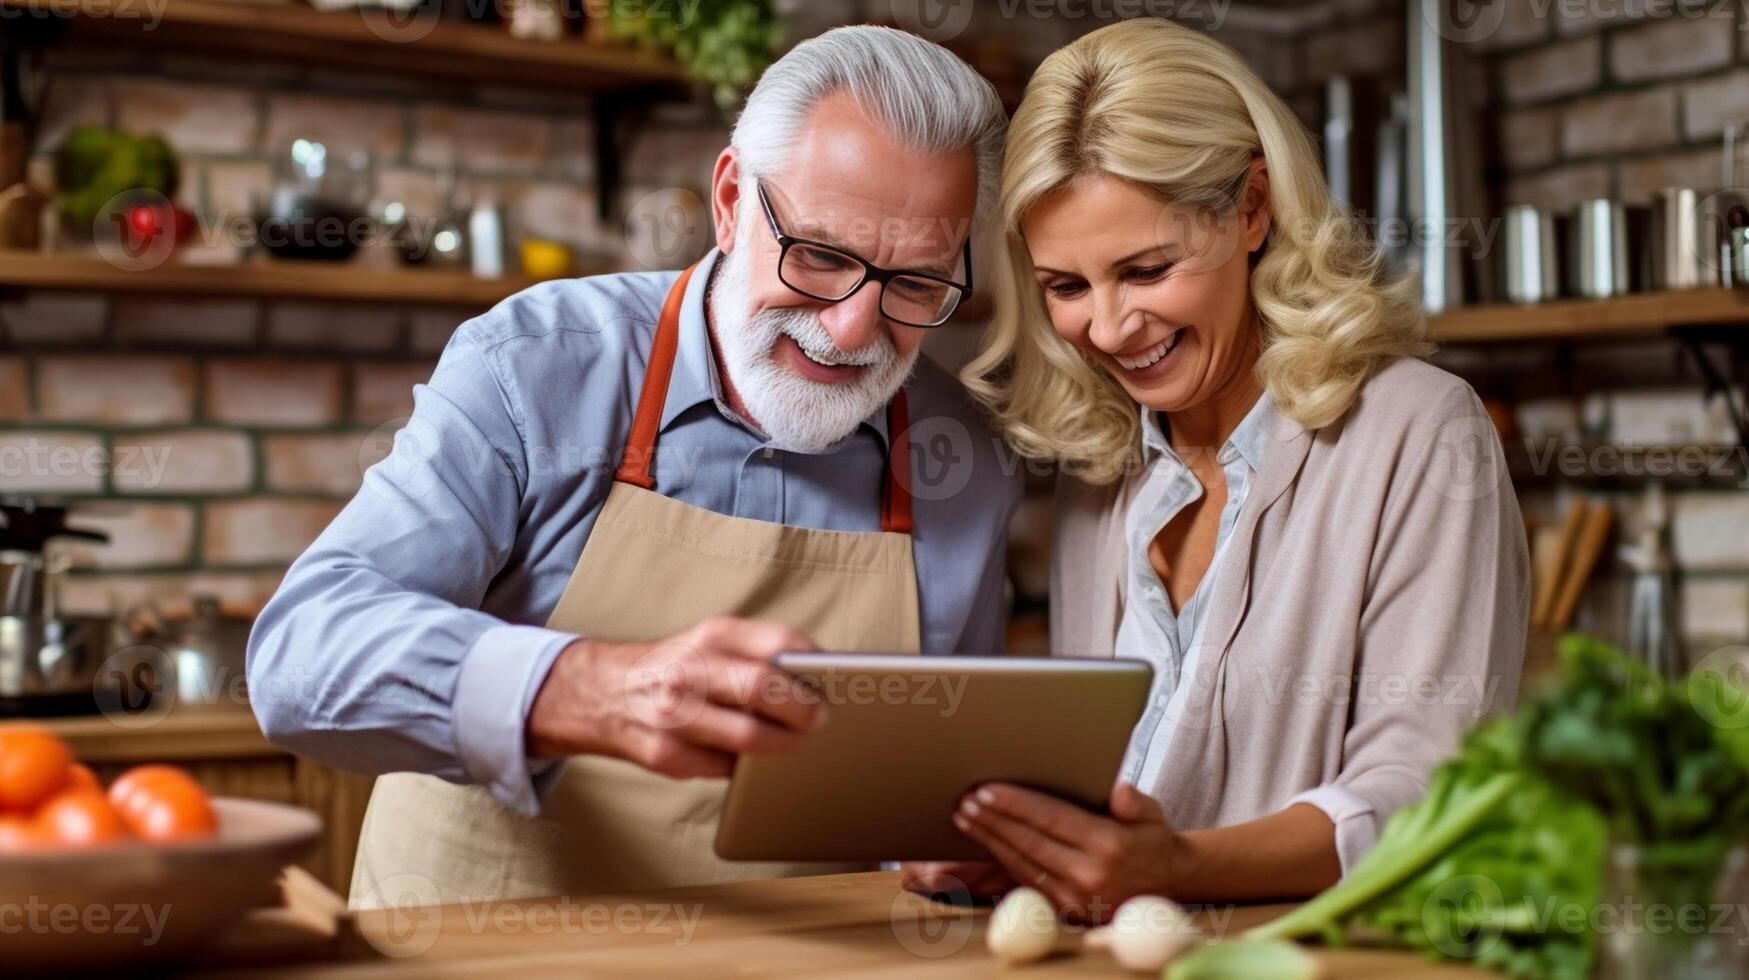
[897,861,1016,899]
[953,781,1184,922]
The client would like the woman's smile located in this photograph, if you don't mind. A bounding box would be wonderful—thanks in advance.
[1111,327,1188,377]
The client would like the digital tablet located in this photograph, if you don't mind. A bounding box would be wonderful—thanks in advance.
[714,654,1153,863]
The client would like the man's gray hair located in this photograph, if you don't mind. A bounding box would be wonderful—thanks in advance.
[731,25,1007,236]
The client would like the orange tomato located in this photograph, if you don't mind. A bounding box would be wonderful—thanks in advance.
[34,791,129,848]
[108,764,194,816]
[66,763,101,794]
[0,723,73,812]
[109,765,215,842]
[0,812,45,853]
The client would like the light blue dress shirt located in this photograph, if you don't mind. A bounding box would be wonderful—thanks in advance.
[1115,393,1274,790]
[248,249,1022,815]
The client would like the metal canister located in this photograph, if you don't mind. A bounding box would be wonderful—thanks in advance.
[1648,187,1707,290]
[1570,199,1632,299]
[1502,205,1560,303]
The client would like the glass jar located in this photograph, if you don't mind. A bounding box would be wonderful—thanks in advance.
[1598,843,1747,980]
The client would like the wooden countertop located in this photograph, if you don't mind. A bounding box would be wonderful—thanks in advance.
[189,872,1489,979]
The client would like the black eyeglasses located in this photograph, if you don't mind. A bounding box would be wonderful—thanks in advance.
[755,182,972,328]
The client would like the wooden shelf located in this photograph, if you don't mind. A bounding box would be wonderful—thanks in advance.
[0,251,600,306]
[2,0,690,92]
[1429,288,1749,343]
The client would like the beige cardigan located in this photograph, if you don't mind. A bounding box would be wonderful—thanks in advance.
[1051,357,1529,863]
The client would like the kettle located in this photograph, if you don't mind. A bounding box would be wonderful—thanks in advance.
[1,500,109,617]
[1,499,118,716]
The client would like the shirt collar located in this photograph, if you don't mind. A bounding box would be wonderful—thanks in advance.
[660,247,891,452]
[1139,390,1277,472]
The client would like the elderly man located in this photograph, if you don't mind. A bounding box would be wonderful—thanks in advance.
[247,25,1017,905]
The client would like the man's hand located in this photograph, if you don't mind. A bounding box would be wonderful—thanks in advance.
[526,616,825,778]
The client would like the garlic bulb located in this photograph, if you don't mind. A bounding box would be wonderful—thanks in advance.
[1085,895,1201,973]
[986,887,1063,963]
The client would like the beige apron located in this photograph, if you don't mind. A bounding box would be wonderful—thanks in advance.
[351,265,923,905]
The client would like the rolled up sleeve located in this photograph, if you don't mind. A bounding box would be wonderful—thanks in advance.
[1322,384,1530,872]
[247,325,572,815]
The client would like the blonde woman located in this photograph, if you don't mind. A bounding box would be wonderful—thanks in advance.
[904,18,1529,915]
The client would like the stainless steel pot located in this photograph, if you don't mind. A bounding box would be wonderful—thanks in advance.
[127,596,254,712]
[1502,205,1561,304]
[0,614,116,714]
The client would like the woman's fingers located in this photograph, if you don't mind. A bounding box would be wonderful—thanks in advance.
[958,795,1099,894]
[954,814,1067,902]
[972,783,1106,847]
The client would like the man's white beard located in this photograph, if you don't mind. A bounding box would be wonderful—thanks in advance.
[708,244,919,453]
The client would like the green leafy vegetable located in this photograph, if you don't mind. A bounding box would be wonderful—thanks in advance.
[1248,720,1607,980]
[1165,939,1319,980]
[605,0,781,109]
[1245,635,1749,980]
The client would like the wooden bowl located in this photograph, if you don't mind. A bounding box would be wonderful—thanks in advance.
[0,798,321,972]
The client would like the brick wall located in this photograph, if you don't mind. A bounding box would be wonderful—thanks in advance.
[4,39,737,615]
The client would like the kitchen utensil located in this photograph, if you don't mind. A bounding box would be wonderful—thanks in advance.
[1,501,123,715]
[1648,187,1708,291]
[2,798,321,973]
[1619,484,1680,679]
[1533,498,1589,628]
[1570,199,1632,299]
[1407,0,1490,311]
[1549,500,1615,631]
[254,140,370,263]
[126,596,254,712]
[1375,91,1411,275]
[1502,205,1560,303]
[469,196,505,278]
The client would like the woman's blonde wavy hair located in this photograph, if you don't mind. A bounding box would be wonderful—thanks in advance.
[962,18,1429,484]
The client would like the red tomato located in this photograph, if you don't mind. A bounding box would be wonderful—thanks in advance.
[35,791,130,848]
[0,723,73,812]
[109,765,215,842]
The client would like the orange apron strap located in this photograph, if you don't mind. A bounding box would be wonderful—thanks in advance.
[615,264,697,489]
[881,389,914,535]
[613,260,914,534]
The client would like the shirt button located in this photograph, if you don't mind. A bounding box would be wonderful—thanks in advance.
[761,448,775,460]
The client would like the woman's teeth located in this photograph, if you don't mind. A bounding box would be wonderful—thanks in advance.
[1114,330,1184,371]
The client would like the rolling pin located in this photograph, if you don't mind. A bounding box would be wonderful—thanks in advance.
[1532,500,1589,628]
[1548,501,1615,631]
